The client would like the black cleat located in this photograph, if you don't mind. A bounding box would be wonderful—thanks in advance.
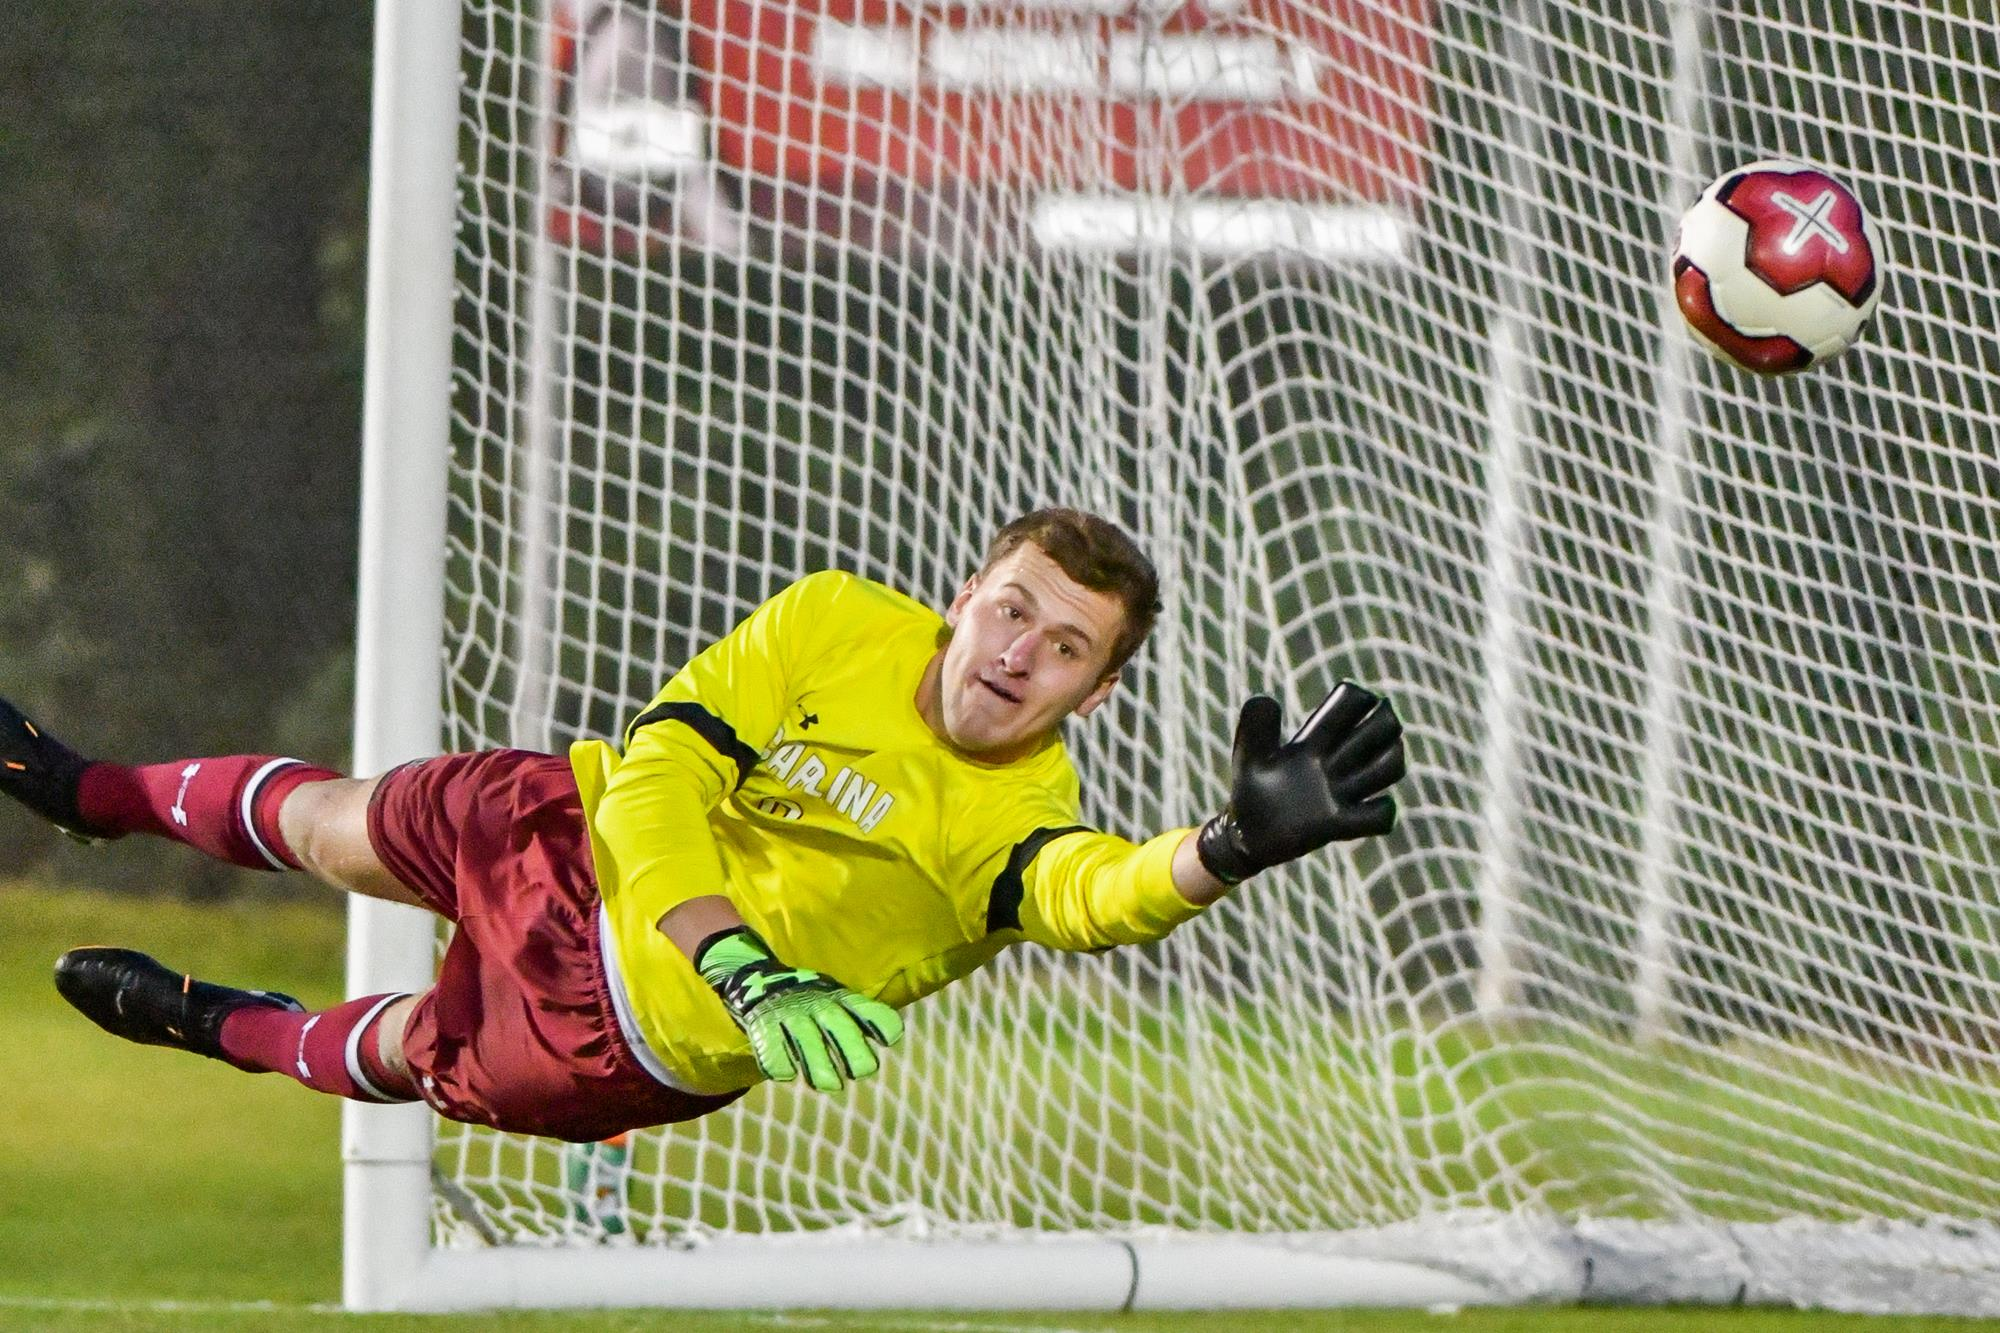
[0,695,113,842]
[54,947,304,1066]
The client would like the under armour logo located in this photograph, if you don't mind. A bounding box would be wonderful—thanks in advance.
[1773,188,1850,257]
[296,1013,320,1080]
[170,762,201,828]
[796,708,819,731]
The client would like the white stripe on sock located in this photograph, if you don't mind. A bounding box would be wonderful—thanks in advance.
[343,992,414,1103]
[239,757,303,870]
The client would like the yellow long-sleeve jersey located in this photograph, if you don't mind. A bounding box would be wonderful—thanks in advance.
[568,569,1205,1095]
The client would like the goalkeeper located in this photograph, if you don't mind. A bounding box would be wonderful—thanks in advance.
[3,508,1406,1141]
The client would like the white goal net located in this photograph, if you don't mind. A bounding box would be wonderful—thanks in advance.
[354,0,2000,1313]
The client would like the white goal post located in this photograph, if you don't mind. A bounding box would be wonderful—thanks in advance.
[347,0,2000,1314]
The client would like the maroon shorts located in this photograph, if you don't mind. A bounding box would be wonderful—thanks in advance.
[366,749,745,1141]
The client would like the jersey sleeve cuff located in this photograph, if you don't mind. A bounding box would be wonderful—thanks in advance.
[1120,828,1207,936]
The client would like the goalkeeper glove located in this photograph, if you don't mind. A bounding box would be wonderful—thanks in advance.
[693,926,904,1093]
[1195,681,1407,885]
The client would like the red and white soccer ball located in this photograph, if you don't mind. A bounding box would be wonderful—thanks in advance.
[1672,160,1885,374]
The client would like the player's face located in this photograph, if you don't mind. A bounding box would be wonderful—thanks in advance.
[930,544,1128,761]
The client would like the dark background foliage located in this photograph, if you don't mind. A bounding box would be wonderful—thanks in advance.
[0,6,373,895]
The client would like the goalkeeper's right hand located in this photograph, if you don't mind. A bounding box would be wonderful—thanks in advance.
[693,926,904,1093]
[1194,681,1407,885]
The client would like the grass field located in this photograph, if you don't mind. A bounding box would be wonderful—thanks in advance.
[1,881,1995,1333]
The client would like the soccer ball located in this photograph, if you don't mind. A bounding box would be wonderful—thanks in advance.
[1671,160,1885,374]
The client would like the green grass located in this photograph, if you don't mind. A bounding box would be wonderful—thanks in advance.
[1,881,1995,1332]
[0,882,347,1309]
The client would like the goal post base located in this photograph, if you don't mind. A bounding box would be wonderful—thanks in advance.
[344,1217,2000,1315]
[345,1234,1497,1313]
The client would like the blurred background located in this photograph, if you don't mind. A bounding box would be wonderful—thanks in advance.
[0,7,373,898]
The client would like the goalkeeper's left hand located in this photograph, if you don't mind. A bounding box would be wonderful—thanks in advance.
[693,926,904,1093]
[1194,681,1407,885]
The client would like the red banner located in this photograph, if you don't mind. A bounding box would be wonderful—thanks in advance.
[692,0,1432,201]
[550,1,1435,257]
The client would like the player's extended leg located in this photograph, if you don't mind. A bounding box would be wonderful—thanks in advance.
[0,693,424,909]
[4,694,431,1100]
[55,946,424,1103]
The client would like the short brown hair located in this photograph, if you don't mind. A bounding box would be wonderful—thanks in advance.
[980,508,1162,674]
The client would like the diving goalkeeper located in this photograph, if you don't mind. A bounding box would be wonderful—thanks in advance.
[3,508,1406,1141]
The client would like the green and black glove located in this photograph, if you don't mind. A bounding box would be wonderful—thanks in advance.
[1195,681,1407,885]
[693,926,904,1093]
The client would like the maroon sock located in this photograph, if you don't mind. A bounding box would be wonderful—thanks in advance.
[75,756,340,871]
[218,993,418,1103]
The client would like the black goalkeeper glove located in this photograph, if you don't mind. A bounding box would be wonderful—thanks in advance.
[693,926,904,1093]
[1194,681,1407,885]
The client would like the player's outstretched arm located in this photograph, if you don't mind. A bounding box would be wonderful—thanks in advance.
[1185,681,1407,898]
[690,924,903,1094]
[1011,682,1406,945]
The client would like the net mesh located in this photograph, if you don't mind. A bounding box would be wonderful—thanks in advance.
[429,0,2000,1309]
